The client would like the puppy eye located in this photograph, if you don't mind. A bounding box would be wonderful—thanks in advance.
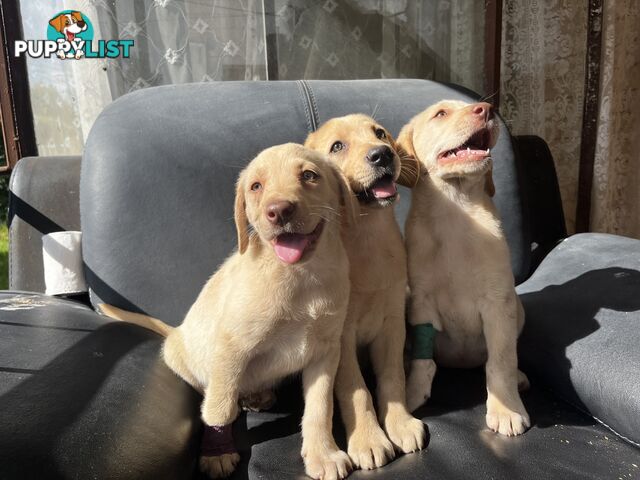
[434,110,447,118]
[302,170,319,182]
[250,182,262,191]
[330,141,344,153]
[375,128,386,139]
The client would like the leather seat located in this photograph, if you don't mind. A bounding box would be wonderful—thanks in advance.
[0,292,201,479]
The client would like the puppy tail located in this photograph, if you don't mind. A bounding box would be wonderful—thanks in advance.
[96,303,174,337]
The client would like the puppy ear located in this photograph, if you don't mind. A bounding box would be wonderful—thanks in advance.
[71,11,83,22]
[395,121,421,188]
[396,121,416,160]
[49,14,65,33]
[484,166,496,197]
[234,171,250,254]
[330,165,359,228]
[303,131,319,151]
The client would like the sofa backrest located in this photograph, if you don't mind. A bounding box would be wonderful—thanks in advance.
[81,80,530,325]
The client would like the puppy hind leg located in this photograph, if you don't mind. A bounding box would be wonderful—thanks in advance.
[163,331,203,393]
[239,389,276,412]
[371,315,428,454]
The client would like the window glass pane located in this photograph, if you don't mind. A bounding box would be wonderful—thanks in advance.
[19,0,486,156]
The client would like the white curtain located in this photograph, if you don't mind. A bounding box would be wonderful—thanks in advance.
[21,0,487,156]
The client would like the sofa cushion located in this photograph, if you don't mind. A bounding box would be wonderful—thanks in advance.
[230,368,640,479]
[81,80,530,325]
[0,292,201,479]
[2,292,638,480]
[517,233,640,446]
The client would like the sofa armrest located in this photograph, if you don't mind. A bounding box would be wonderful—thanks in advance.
[9,156,81,292]
[517,233,640,446]
[513,136,567,275]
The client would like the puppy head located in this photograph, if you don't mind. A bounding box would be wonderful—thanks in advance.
[305,114,415,208]
[234,143,356,264]
[49,12,87,41]
[397,100,499,196]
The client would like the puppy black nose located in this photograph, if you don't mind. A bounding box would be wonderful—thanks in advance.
[266,201,296,225]
[472,102,494,121]
[77,20,86,28]
[366,146,393,167]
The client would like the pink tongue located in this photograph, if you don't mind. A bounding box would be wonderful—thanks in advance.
[273,234,310,264]
[371,178,397,199]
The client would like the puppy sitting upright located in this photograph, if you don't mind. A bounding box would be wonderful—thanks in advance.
[305,115,426,470]
[398,101,530,436]
[102,144,356,479]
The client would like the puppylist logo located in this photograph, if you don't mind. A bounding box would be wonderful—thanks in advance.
[14,10,133,60]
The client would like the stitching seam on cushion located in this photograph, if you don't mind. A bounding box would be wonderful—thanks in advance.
[589,412,640,448]
[302,80,320,131]
[547,384,640,448]
[297,80,318,132]
[296,81,313,133]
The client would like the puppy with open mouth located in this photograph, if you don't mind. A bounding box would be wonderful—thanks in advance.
[305,114,427,471]
[398,100,530,436]
[100,143,357,479]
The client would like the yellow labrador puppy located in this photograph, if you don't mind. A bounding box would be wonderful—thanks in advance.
[397,101,530,436]
[101,144,357,479]
[305,115,427,470]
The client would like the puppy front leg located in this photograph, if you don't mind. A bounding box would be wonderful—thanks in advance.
[406,291,439,411]
[481,295,530,436]
[371,314,427,454]
[335,327,395,470]
[199,342,248,479]
[301,347,352,480]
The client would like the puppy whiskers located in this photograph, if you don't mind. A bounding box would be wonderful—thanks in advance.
[309,212,336,225]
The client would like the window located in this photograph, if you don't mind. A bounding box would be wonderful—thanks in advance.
[15,0,496,157]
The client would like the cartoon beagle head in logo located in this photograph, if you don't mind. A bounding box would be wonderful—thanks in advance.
[48,12,87,42]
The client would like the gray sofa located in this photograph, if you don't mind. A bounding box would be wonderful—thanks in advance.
[2,80,639,479]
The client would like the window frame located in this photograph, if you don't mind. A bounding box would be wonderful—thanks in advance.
[0,0,37,173]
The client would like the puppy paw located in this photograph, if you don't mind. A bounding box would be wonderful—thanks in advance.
[347,423,395,470]
[303,447,352,480]
[385,414,427,453]
[56,50,66,60]
[486,402,530,436]
[199,453,240,478]
[517,370,530,392]
[239,389,276,412]
[406,359,437,412]
[74,49,84,59]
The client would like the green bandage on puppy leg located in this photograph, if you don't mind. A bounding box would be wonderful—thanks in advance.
[412,323,436,360]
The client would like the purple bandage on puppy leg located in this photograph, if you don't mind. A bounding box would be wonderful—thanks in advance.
[200,424,237,457]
